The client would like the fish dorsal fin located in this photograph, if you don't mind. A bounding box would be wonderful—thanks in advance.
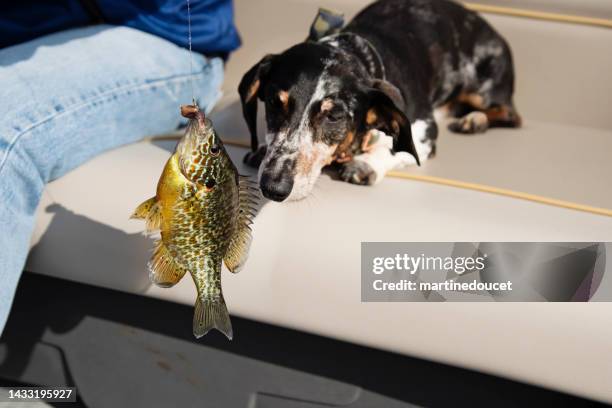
[148,240,187,287]
[131,196,162,232]
[223,176,259,273]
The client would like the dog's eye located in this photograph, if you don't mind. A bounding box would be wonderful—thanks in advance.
[268,94,283,109]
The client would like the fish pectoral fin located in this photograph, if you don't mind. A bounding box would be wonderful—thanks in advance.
[193,296,233,340]
[131,196,162,232]
[224,224,252,274]
[148,240,187,288]
[224,176,259,273]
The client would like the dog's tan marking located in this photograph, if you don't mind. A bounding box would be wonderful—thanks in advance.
[333,131,355,163]
[279,90,290,112]
[485,105,522,127]
[296,151,315,176]
[458,92,485,109]
[366,109,378,125]
[390,118,400,135]
[246,79,260,102]
[296,142,338,176]
[320,98,334,112]
[360,131,373,153]
[337,153,351,163]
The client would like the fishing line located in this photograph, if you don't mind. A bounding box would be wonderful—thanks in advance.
[186,0,195,105]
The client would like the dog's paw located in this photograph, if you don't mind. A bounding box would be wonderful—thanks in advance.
[394,151,421,167]
[243,145,267,168]
[448,112,489,134]
[339,160,377,186]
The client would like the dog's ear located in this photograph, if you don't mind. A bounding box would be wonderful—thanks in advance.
[238,54,275,152]
[362,87,420,165]
[370,79,406,111]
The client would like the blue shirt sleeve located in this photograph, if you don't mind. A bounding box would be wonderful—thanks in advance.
[0,0,241,55]
[0,1,91,49]
[97,0,241,55]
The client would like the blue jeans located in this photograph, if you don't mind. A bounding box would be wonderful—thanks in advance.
[0,25,224,334]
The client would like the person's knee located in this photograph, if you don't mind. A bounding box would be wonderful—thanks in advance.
[0,141,45,216]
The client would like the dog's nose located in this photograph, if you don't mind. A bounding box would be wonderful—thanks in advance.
[260,172,293,202]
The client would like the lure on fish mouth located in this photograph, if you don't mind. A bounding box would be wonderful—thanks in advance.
[131,104,259,340]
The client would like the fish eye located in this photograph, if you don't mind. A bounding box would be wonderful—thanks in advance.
[205,179,216,190]
[210,145,220,156]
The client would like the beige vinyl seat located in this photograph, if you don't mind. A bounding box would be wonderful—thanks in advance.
[27,0,612,403]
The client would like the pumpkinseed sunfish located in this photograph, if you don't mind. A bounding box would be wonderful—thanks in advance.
[132,104,258,340]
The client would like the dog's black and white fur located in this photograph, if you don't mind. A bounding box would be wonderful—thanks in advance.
[239,0,521,202]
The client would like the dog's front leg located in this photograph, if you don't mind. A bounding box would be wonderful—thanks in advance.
[339,130,417,185]
[243,145,268,168]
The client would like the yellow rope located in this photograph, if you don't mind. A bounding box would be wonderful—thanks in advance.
[463,2,612,29]
[153,138,612,218]
[387,171,612,217]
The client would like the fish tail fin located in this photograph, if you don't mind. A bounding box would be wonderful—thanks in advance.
[131,196,162,232]
[193,296,233,340]
[224,176,259,273]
